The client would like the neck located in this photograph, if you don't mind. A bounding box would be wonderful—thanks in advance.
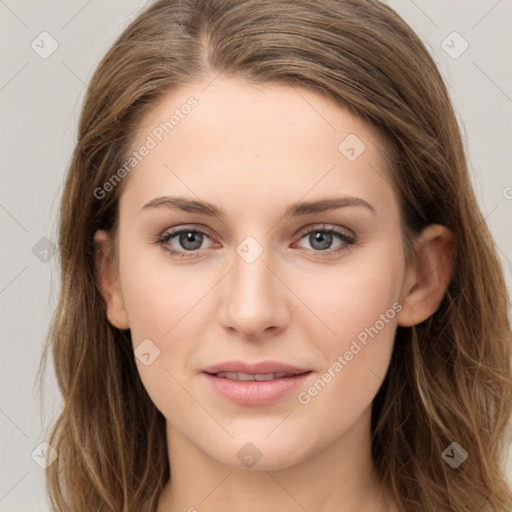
[156,406,398,512]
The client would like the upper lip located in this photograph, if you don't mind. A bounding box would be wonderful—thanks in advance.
[203,360,311,375]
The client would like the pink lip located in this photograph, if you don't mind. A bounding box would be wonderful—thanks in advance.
[203,372,313,406]
[201,360,313,406]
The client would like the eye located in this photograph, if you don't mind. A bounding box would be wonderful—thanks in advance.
[152,226,216,259]
[293,224,356,256]
[152,223,356,259]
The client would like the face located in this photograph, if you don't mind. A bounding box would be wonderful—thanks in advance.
[97,76,413,470]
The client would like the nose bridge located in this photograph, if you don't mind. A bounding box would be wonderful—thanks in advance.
[219,234,288,338]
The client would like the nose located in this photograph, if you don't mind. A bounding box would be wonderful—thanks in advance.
[218,245,289,341]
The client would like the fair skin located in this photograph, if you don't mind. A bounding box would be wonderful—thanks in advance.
[94,76,454,512]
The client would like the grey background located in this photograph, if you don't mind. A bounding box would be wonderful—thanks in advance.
[1,1,511,510]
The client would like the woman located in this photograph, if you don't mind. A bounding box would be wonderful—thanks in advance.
[39,0,512,510]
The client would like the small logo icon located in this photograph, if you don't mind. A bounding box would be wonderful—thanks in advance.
[338,133,366,161]
[236,236,263,264]
[32,237,57,263]
[134,338,161,365]
[441,32,469,59]
[31,441,58,468]
[237,442,263,468]
[31,31,59,59]
[441,441,468,468]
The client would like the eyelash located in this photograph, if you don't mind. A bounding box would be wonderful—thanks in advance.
[151,224,356,259]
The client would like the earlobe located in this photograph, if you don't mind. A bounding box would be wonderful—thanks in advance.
[93,229,130,330]
[397,224,456,327]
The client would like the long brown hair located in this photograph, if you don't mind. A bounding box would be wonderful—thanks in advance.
[38,0,512,510]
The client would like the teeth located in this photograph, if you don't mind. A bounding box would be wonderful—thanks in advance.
[215,371,292,381]
[238,372,257,381]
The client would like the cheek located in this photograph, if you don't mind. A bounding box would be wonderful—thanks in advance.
[118,236,206,338]
[117,253,199,423]
[116,238,213,416]
[298,238,405,346]
[292,243,404,435]
[286,251,404,459]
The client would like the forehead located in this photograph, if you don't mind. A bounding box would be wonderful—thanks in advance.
[133,76,386,152]
[120,76,397,219]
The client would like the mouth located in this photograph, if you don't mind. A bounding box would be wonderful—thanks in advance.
[202,369,313,406]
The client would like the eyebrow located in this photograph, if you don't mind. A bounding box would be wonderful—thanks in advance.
[141,195,375,218]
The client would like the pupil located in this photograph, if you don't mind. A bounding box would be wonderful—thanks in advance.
[312,231,331,250]
[181,232,203,250]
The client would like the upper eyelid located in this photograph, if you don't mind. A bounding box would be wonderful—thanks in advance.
[163,223,352,235]
[295,223,354,238]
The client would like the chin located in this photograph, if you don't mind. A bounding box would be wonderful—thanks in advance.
[206,437,314,472]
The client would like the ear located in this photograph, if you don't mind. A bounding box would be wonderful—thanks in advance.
[397,224,456,327]
[93,229,130,330]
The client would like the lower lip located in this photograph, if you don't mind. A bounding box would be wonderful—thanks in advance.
[202,372,313,406]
